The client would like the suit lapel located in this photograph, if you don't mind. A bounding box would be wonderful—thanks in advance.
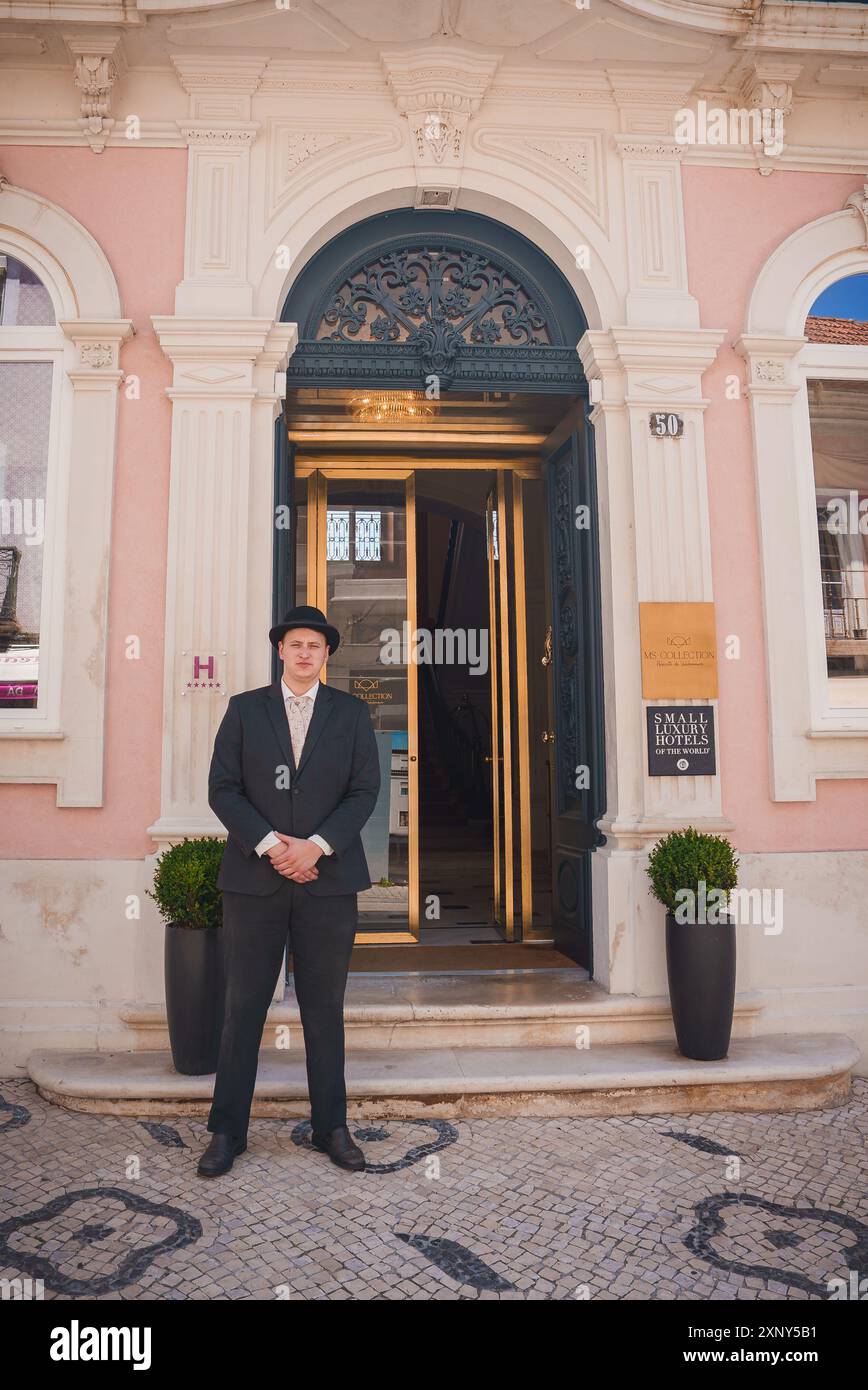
[265,678,336,779]
[296,680,335,776]
[265,680,296,777]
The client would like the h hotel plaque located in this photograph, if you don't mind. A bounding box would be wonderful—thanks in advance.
[639,602,718,699]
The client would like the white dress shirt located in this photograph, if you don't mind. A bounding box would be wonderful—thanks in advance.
[254,676,334,860]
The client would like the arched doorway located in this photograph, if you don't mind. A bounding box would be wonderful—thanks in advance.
[274,208,605,970]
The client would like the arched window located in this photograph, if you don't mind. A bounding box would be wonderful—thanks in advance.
[0,253,59,711]
[805,272,868,345]
[804,273,868,701]
[0,254,56,327]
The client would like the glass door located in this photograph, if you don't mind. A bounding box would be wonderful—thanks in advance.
[298,468,419,940]
[486,472,536,939]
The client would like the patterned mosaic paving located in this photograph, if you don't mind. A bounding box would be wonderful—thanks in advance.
[0,1078,865,1300]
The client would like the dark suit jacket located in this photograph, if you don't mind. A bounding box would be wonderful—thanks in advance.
[208,679,381,897]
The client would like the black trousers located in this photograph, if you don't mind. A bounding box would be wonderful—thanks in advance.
[206,880,358,1143]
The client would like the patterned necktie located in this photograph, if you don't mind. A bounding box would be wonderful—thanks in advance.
[288,695,313,766]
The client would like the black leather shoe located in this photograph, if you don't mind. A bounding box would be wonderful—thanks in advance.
[311,1125,366,1172]
[197,1133,246,1177]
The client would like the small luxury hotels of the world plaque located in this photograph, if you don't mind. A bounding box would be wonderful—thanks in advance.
[646,705,717,777]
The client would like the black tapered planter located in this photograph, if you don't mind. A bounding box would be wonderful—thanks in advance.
[164,923,224,1076]
[665,912,736,1060]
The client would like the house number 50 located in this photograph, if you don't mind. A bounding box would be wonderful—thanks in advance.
[649,412,684,438]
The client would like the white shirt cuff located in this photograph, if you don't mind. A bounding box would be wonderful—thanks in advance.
[308,834,333,856]
[255,831,280,856]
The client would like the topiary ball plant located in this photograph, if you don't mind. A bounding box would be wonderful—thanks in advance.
[147,836,225,930]
[646,825,738,917]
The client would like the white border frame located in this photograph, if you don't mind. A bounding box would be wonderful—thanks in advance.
[0,182,132,804]
[0,313,68,737]
[736,200,868,800]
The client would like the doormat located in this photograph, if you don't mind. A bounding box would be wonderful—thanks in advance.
[343,943,576,972]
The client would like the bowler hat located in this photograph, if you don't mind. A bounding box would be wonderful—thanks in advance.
[269,604,340,654]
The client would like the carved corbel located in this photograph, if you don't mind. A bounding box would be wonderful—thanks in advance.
[845,182,868,248]
[738,61,801,167]
[64,35,127,153]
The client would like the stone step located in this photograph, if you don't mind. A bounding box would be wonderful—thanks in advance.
[119,972,765,1051]
[26,1034,859,1120]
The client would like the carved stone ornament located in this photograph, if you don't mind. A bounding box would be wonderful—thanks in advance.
[381,43,500,177]
[521,138,589,183]
[845,182,868,248]
[179,124,258,147]
[753,359,786,384]
[74,55,119,152]
[79,342,115,368]
[617,141,685,161]
[285,131,348,173]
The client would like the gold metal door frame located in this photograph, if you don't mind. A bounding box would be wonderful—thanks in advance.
[299,465,420,938]
[486,471,537,940]
[297,457,539,944]
[485,488,503,927]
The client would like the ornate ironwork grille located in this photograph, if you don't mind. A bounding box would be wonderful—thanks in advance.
[285,228,585,393]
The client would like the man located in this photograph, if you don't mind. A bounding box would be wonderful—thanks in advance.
[197,604,381,1177]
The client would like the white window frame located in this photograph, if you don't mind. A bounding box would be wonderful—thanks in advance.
[0,320,67,736]
[0,183,132,805]
[802,344,868,721]
[736,196,868,800]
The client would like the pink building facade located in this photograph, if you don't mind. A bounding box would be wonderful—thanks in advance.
[1,1,866,1094]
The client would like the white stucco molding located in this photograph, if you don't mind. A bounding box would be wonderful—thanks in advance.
[579,325,730,849]
[612,0,868,52]
[254,173,619,332]
[0,180,122,320]
[613,137,700,330]
[170,55,268,318]
[737,191,868,801]
[0,179,132,805]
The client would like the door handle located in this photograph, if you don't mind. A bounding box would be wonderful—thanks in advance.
[540,625,553,667]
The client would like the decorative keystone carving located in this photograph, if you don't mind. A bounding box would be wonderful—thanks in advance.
[381,43,501,177]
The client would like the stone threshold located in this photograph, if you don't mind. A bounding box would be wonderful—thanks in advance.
[26,1033,859,1119]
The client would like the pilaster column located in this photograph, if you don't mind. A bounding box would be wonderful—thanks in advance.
[56,319,132,803]
[580,326,727,992]
[614,137,699,330]
[171,55,267,317]
[734,333,831,801]
[147,319,296,847]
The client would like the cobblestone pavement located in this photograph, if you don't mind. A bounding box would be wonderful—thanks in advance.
[1,1078,866,1301]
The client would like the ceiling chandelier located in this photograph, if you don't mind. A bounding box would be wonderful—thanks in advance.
[348,389,438,425]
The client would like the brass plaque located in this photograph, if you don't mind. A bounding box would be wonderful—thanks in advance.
[639,602,718,699]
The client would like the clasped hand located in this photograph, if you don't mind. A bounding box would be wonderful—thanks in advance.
[266,833,323,882]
